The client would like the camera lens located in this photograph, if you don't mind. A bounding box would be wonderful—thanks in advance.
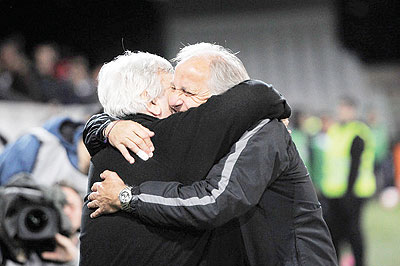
[24,209,49,233]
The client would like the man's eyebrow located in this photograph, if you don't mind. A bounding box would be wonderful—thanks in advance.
[181,87,196,95]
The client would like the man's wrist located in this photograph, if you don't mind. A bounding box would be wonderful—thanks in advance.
[118,185,139,214]
[100,119,113,143]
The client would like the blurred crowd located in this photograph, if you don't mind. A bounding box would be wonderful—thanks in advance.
[0,35,100,104]
[291,103,398,200]
[290,97,400,266]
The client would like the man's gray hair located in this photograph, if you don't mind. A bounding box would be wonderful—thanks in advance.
[97,51,173,118]
[173,43,250,95]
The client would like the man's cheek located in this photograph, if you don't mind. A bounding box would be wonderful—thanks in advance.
[191,96,207,107]
[168,93,178,106]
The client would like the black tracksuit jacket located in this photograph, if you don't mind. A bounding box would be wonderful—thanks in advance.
[129,119,338,265]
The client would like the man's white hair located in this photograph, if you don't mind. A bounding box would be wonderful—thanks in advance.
[97,51,173,117]
[173,43,250,95]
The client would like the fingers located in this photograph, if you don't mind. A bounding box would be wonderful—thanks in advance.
[54,233,70,247]
[108,121,155,162]
[91,182,98,192]
[116,144,135,164]
[133,124,155,153]
[100,170,109,179]
[87,200,99,209]
[127,133,153,158]
[87,191,97,201]
[100,170,125,186]
[90,207,104,218]
[142,125,155,138]
[41,233,77,262]
[41,250,60,261]
[100,170,115,180]
[123,136,150,161]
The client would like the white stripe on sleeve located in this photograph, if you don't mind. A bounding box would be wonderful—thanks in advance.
[137,119,271,207]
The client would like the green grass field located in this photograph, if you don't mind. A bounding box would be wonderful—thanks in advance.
[363,199,400,266]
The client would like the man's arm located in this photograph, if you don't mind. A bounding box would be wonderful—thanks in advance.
[89,120,290,229]
[83,114,154,162]
[85,80,290,170]
[83,113,113,157]
[347,136,364,195]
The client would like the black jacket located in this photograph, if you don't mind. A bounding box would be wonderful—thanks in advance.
[79,80,291,266]
[129,119,338,266]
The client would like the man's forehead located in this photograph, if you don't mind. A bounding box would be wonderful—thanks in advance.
[173,58,210,86]
[178,56,210,73]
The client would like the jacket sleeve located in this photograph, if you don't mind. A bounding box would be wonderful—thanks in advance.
[130,120,290,229]
[83,113,115,157]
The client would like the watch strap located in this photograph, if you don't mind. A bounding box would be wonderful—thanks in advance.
[121,186,138,213]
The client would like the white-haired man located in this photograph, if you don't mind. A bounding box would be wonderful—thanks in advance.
[84,43,338,265]
[79,49,291,266]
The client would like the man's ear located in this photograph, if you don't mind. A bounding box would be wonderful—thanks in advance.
[146,100,161,117]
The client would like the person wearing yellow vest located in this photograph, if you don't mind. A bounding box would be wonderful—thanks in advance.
[321,97,376,266]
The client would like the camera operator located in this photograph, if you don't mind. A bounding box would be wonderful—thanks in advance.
[39,184,82,265]
[0,175,82,266]
[0,115,91,265]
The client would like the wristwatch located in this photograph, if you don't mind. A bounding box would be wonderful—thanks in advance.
[119,186,136,213]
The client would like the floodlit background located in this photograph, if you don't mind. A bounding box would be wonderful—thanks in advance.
[0,1,399,265]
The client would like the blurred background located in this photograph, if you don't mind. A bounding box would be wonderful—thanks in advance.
[0,0,399,265]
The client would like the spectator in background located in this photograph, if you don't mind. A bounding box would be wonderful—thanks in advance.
[1,35,99,104]
[33,43,77,104]
[0,36,39,101]
[309,114,334,194]
[320,97,376,266]
[66,56,97,103]
[0,116,90,196]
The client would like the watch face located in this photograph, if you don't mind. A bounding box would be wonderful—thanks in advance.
[119,189,132,203]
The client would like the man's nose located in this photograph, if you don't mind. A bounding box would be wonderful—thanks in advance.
[168,90,183,110]
[171,98,184,112]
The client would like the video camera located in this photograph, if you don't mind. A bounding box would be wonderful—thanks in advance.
[0,173,73,264]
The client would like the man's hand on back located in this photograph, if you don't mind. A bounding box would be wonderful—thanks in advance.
[87,170,126,218]
[104,120,155,164]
